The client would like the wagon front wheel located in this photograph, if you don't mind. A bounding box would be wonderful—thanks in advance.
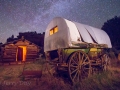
[68,50,91,83]
[45,61,58,76]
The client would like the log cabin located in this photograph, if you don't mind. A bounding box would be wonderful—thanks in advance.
[1,37,40,63]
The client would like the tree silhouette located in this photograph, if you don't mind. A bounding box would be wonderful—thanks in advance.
[17,31,45,47]
[6,35,15,42]
[101,16,120,48]
[6,31,45,48]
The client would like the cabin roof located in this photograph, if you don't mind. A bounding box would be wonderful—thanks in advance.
[2,38,40,48]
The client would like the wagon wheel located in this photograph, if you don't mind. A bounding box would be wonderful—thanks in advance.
[101,54,110,71]
[45,61,57,76]
[68,50,91,83]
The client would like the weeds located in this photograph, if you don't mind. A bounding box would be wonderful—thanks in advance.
[0,59,120,90]
[19,76,25,81]
[73,70,120,90]
[34,58,46,65]
[3,76,12,80]
[0,67,4,72]
[39,76,72,90]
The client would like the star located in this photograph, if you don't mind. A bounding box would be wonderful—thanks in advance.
[0,0,120,43]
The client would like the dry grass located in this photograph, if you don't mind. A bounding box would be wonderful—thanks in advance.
[0,58,120,90]
[73,70,120,90]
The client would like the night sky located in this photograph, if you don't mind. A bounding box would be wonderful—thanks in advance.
[0,0,120,43]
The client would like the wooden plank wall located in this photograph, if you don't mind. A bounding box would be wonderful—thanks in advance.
[26,45,39,61]
[2,45,17,62]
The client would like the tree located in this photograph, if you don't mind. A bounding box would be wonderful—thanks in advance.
[101,16,120,48]
[17,31,45,47]
[6,31,45,47]
[6,35,15,42]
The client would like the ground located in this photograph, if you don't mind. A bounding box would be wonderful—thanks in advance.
[0,59,120,90]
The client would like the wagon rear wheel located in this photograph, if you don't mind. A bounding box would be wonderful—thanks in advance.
[101,54,110,71]
[68,50,91,83]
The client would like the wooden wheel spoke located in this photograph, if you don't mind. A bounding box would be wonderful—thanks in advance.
[81,53,84,60]
[82,62,89,65]
[77,74,80,82]
[81,71,85,77]
[83,67,90,70]
[70,65,78,68]
[73,70,78,81]
[83,57,88,62]
[81,68,89,78]
[78,52,81,60]
[48,65,55,70]
[71,58,78,65]
[82,67,90,72]
[74,53,79,62]
[70,68,78,75]
[82,70,89,75]
[82,70,86,74]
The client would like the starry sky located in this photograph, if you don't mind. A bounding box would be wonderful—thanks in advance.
[0,0,120,43]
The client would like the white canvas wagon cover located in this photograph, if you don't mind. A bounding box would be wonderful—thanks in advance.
[44,17,112,52]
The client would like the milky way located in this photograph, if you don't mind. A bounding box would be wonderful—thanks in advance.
[0,0,120,43]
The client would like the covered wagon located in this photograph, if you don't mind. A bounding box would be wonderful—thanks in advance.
[44,17,112,83]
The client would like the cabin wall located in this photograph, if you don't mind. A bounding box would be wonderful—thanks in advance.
[26,45,39,61]
[2,44,17,62]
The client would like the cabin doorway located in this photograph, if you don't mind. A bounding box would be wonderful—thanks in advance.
[16,46,27,62]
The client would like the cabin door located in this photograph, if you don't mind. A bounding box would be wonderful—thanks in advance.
[17,46,27,62]
[17,47,23,61]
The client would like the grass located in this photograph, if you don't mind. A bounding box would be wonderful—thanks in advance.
[39,76,71,90]
[0,58,120,90]
[73,70,120,90]
[3,76,12,80]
